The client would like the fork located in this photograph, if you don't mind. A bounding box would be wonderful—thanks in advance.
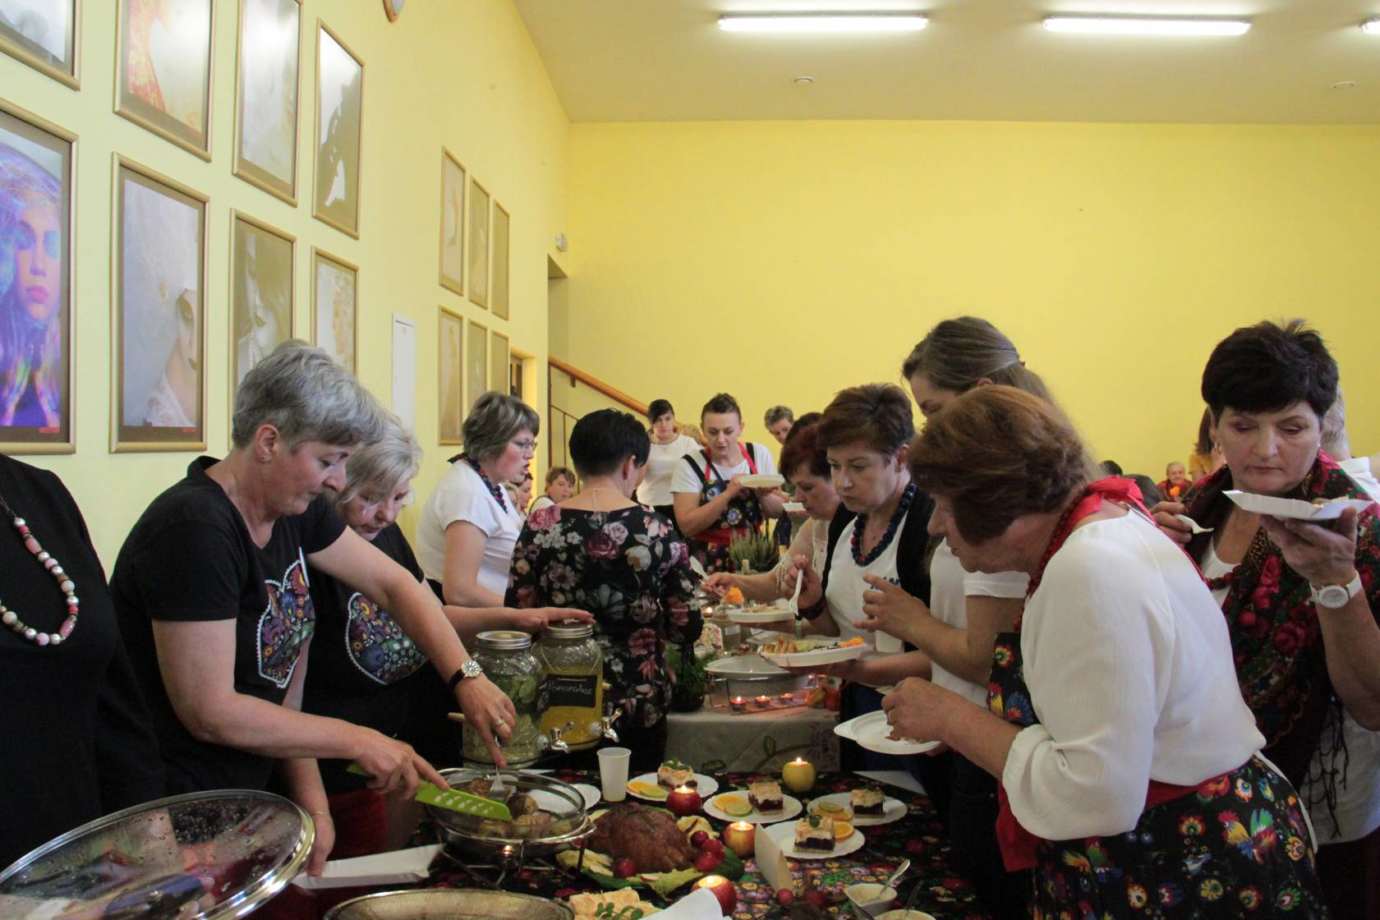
[1174,513,1214,535]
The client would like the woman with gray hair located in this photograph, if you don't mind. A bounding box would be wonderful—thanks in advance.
[111,343,516,878]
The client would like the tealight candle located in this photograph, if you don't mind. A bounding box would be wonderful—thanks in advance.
[781,756,816,793]
[666,784,702,817]
[730,695,746,712]
[693,874,738,914]
[754,694,771,707]
[723,820,756,858]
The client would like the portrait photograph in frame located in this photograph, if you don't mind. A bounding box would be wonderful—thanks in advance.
[230,211,294,392]
[491,201,509,320]
[466,177,489,308]
[313,20,363,237]
[489,331,508,395]
[438,148,464,296]
[0,0,80,88]
[234,0,301,204]
[115,0,214,159]
[112,156,207,452]
[0,101,75,453]
[466,319,487,409]
[312,248,356,373]
[438,307,463,445]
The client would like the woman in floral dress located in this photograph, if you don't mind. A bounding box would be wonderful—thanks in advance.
[508,409,703,769]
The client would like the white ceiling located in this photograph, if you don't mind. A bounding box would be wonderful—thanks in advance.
[512,0,1380,123]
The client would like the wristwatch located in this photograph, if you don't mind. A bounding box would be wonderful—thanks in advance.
[447,658,484,692]
[1311,572,1363,610]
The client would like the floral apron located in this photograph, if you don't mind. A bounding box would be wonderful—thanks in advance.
[987,479,1328,918]
[686,446,764,573]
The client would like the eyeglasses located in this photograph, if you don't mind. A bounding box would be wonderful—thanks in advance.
[357,490,415,509]
[512,438,538,453]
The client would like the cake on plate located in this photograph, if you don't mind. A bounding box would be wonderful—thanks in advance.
[748,779,784,813]
[850,786,886,816]
[794,815,835,852]
[657,759,696,789]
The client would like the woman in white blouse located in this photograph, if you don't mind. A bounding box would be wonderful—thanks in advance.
[635,399,701,521]
[885,386,1324,917]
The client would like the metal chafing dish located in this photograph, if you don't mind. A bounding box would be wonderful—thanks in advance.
[325,888,573,920]
[426,768,594,866]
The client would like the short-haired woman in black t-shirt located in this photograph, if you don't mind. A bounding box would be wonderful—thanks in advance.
[111,343,517,876]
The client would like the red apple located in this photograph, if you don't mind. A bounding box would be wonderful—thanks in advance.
[693,850,721,873]
[690,830,709,848]
[805,890,828,908]
[775,888,795,906]
[722,821,756,858]
[693,874,738,915]
[613,857,636,878]
[700,837,725,857]
[666,785,702,817]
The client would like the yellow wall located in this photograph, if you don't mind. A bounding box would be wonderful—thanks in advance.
[565,120,1380,477]
[1,0,568,563]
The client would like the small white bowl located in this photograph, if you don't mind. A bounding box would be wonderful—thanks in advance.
[877,911,937,920]
[845,883,898,917]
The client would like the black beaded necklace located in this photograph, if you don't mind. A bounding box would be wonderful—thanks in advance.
[850,481,917,567]
[461,455,509,513]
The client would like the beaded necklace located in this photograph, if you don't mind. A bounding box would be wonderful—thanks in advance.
[0,491,80,647]
[462,455,509,513]
[850,481,917,567]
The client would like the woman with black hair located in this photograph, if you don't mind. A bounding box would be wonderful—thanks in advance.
[635,398,700,524]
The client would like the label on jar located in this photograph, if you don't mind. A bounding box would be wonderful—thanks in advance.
[543,674,599,709]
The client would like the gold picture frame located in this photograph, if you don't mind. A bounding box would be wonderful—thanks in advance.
[233,0,302,205]
[114,0,214,160]
[489,331,509,394]
[311,247,357,373]
[0,99,76,454]
[0,0,81,89]
[491,201,510,321]
[466,177,490,308]
[229,210,295,405]
[438,147,465,296]
[312,20,363,238]
[438,307,464,445]
[111,155,208,453]
[466,320,487,410]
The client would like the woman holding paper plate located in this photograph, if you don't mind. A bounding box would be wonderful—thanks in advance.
[884,385,1326,918]
[1152,320,1380,919]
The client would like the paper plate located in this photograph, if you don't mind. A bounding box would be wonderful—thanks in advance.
[739,474,785,489]
[626,773,719,801]
[763,820,865,860]
[703,790,803,825]
[1224,490,1373,521]
[723,601,796,624]
[706,654,788,678]
[760,642,867,668]
[834,710,941,756]
[807,792,908,827]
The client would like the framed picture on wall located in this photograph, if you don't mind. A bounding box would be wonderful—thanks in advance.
[491,202,510,320]
[438,148,464,296]
[311,248,356,372]
[438,307,463,445]
[234,0,302,204]
[313,20,363,238]
[112,156,207,452]
[230,211,294,393]
[115,0,214,159]
[466,320,487,409]
[467,177,489,308]
[0,0,80,87]
[0,101,75,454]
[489,331,508,395]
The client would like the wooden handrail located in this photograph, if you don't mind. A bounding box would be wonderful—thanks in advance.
[548,357,648,416]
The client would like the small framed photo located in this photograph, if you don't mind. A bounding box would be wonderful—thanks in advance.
[311,248,356,372]
[0,0,80,88]
[438,307,463,445]
[466,320,487,409]
[234,0,302,204]
[491,201,510,320]
[230,211,294,392]
[115,0,214,160]
[313,20,363,238]
[438,148,464,296]
[489,331,509,394]
[112,156,207,452]
[466,177,489,308]
[0,101,75,453]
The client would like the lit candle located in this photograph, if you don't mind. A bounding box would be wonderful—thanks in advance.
[779,691,794,701]
[666,784,702,817]
[730,695,746,712]
[754,694,771,707]
[693,874,738,914]
[781,756,816,793]
[723,820,756,858]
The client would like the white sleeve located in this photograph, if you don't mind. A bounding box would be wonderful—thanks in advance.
[963,568,1029,599]
[670,452,704,495]
[1000,541,1161,839]
[433,470,501,538]
[753,443,777,476]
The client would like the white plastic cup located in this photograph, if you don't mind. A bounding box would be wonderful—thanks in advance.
[597,747,631,802]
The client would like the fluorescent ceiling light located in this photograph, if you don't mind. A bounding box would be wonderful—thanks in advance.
[1043,16,1250,36]
[1363,18,1380,34]
[718,14,929,34]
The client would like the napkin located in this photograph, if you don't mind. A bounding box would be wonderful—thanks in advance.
[290,843,442,890]
[754,824,793,894]
[659,887,727,920]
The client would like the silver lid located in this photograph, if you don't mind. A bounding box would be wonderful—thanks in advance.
[327,887,573,919]
[542,620,593,640]
[476,629,533,651]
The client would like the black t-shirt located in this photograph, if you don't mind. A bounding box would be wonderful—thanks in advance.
[0,455,164,867]
[111,457,346,793]
[303,523,428,794]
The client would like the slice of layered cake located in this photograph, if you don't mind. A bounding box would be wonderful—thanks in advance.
[794,815,835,852]
[850,786,886,817]
[748,779,784,813]
[657,759,696,789]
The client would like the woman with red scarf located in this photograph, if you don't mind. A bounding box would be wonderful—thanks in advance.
[1154,320,1380,919]
[883,386,1324,918]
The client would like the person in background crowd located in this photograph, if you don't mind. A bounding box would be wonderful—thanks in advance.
[1128,474,1163,508]
[530,466,577,514]
[1157,460,1191,500]
[764,405,795,445]
[1153,320,1380,920]
[1097,459,1123,477]
[635,399,701,523]
[672,393,784,572]
[887,385,1325,918]
[506,469,534,520]
[1323,391,1380,502]
[1187,406,1226,481]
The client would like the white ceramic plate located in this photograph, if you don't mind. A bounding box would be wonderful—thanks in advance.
[783,501,806,513]
[763,819,865,860]
[1224,490,1373,521]
[706,655,788,678]
[761,643,867,668]
[739,473,785,489]
[834,710,941,756]
[573,783,601,810]
[703,790,803,825]
[626,772,719,801]
[807,792,907,827]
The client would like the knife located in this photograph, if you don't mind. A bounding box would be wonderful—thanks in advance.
[346,764,513,821]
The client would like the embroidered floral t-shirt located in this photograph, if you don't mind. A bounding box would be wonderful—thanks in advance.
[111,457,346,793]
[507,505,703,729]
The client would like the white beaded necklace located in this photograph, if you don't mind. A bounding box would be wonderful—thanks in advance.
[0,493,79,647]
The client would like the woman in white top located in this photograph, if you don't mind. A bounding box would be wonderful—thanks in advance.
[886,386,1324,918]
[530,466,576,515]
[636,399,702,520]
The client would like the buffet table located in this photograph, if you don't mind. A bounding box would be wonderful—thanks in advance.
[665,705,842,773]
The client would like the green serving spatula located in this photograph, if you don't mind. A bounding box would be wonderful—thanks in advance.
[346,763,513,821]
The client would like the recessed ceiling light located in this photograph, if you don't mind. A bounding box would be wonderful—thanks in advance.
[1043,16,1250,37]
[1363,18,1380,34]
[718,14,929,34]
[1332,80,1358,90]
[794,75,816,85]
